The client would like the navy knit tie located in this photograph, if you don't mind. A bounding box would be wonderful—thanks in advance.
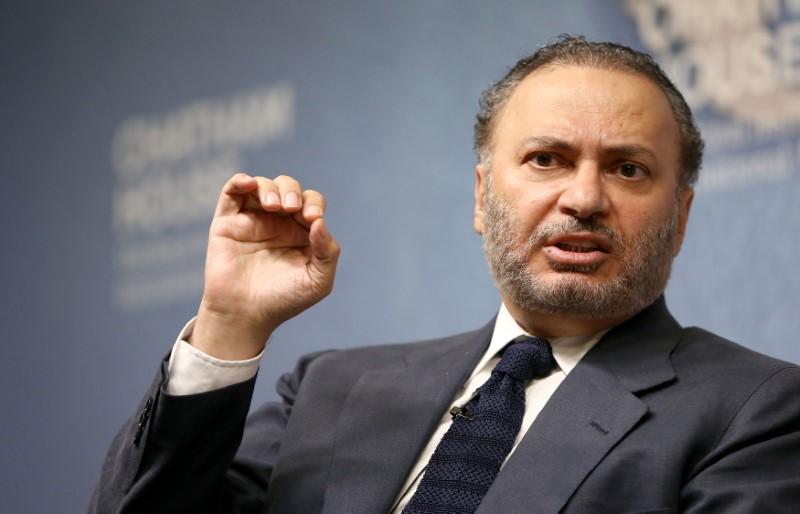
[403,336,556,514]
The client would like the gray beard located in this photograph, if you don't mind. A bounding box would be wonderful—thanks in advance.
[481,184,679,320]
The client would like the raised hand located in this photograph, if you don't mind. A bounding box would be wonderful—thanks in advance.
[190,173,340,360]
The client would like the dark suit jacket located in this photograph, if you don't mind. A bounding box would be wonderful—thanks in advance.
[90,298,800,513]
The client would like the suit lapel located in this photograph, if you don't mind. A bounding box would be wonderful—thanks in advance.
[478,298,682,513]
[322,320,494,514]
[477,354,648,513]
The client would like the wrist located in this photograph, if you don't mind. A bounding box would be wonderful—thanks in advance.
[190,302,276,360]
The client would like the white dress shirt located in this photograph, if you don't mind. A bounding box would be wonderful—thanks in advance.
[166,318,262,395]
[165,305,605,512]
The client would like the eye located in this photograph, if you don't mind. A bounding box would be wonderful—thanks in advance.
[615,162,649,180]
[528,152,560,168]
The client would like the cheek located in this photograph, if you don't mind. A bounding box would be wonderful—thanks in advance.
[617,206,651,233]
[512,201,553,236]
[510,184,561,221]
[608,184,676,220]
[615,201,674,241]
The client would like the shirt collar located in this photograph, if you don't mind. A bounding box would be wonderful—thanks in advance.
[478,303,607,377]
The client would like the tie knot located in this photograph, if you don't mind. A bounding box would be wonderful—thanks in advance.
[495,336,556,381]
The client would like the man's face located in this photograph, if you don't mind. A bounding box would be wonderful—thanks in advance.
[474,65,693,323]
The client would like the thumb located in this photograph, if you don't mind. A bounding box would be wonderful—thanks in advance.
[308,218,340,280]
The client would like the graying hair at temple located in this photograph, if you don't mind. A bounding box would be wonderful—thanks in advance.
[474,35,705,189]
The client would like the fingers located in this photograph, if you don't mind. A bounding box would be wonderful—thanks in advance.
[250,175,315,219]
[216,173,258,216]
[242,175,295,214]
[273,175,303,212]
[299,189,326,223]
[254,175,303,213]
[253,176,281,211]
[218,173,328,225]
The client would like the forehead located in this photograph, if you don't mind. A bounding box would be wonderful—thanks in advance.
[494,65,680,159]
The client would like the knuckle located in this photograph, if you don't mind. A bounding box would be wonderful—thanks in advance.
[304,190,326,206]
[254,176,275,188]
[227,172,250,187]
[274,174,301,189]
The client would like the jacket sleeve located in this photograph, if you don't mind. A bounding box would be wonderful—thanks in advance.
[88,351,329,514]
[680,365,800,513]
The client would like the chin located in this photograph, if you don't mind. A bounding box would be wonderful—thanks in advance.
[502,270,658,321]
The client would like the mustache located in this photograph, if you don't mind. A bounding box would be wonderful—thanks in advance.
[526,217,621,248]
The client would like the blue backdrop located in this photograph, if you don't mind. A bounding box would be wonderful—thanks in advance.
[3,1,799,512]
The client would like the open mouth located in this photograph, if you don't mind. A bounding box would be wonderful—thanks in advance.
[554,242,607,254]
[544,233,612,266]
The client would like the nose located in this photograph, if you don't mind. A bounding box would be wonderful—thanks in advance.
[557,162,610,220]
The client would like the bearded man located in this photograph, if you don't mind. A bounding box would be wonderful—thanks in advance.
[91,36,800,514]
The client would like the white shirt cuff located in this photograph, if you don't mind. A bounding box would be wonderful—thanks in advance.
[166,317,263,396]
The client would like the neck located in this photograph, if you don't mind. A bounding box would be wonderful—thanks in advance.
[502,298,634,338]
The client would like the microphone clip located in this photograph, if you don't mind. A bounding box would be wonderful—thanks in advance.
[449,405,475,420]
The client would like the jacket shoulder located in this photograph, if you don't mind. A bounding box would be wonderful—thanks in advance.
[666,326,799,432]
[676,326,797,375]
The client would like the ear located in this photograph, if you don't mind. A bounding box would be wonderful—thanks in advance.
[673,187,694,256]
[474,164,488,235]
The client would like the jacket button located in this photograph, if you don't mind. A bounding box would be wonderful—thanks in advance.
[133,397,153,445]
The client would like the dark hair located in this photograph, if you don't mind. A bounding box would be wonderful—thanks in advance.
[474,35,704,189]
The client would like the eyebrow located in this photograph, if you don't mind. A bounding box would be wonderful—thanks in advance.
[518,136,658,161]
